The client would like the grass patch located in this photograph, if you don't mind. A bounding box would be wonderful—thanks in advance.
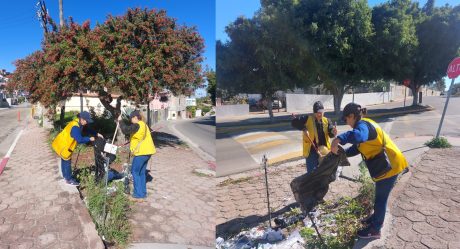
[77,167,131,248]
[425,137,452,148]
[218,176,253,187]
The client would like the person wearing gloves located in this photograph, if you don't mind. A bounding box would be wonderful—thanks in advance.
[52,111,103,186]
[117,110,156,202]
[330,103,408,239]
[291,101,337,173]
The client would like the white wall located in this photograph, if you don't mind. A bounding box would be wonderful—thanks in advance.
[286,92,391,113]
[216,104,249,117]
[59,96,135,115]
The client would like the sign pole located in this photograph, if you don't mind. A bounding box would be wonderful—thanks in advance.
[436,78,456,138]
[404,87,407,107]
[262,155,272,228]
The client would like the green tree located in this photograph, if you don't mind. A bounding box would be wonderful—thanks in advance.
[372,0,460,105]
[293,0,375,114]
[218,2,316,119]
[206,69,216,106]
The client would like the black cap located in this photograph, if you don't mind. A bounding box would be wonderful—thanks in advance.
[129,110,141,119]
[342,102,362,121]
[313,101,324,113]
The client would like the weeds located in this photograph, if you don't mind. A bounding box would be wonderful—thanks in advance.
[300,161,375,248]
[78,167,131,248]
[425,137,452,148]
[218,176,253,187]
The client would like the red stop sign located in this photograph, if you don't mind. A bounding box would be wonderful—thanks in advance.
[447,57,460,79]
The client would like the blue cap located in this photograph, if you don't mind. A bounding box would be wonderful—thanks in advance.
[78,111,94,124]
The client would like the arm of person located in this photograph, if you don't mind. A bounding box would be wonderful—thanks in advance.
[336,121,369,145]
[70,126,92,144]
[345,144,360,157]
[291,115,308,131]
[119,121,140,136]
[327,118,336,138]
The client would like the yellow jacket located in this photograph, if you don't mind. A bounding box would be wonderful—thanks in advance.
[358,118,408,182]
[303,116,331,157]
[130,121,156,156]
[52,118,79,160]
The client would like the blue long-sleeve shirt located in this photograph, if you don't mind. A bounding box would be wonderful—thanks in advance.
[337,120,376,157]
[70,123,96,144]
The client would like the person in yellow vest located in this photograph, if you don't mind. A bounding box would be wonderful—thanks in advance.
[330,103,408,239]
[52,111,103,186]
[291,101,337,173]
[118,110,156,202]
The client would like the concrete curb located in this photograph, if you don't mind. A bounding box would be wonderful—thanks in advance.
[74,196,106,249]
[217,105,434,135]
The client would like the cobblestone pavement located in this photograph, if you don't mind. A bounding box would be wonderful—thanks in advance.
[128,145,215,247]
[383,148,460,249]
[0,121,103,249]
[216,164,360,237]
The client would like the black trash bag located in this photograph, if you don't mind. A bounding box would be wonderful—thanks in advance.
[93,137,116,183]
[290,145,350,213]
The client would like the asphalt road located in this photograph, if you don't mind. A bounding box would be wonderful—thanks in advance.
[216,96,460,177]
[170,116,216,160]
[0,104,31,159]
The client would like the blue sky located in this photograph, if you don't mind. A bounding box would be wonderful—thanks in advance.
[0,0,215,73]
[216,0,459,90]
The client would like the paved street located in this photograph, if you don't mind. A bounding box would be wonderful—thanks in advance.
[0,120,104,249]
[216,96,460,176]
[0,104,31,159]
[169,116,215,160]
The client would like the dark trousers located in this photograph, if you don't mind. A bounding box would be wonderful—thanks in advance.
[371,174,398,231]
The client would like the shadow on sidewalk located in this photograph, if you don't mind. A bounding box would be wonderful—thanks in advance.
[191,116,215,127]
[216,202,299,239]
[152,131,186,148]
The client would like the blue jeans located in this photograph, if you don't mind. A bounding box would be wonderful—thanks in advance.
[107,169,124,182]
[61,159,72,180]
[305,148,319,174]
[371,174,398,231]
[131,155,151,198]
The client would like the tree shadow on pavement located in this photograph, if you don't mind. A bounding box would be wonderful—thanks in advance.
[152,131,187,149]
[216,202,299,239]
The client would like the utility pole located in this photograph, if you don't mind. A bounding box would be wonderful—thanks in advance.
[59,0,64,27]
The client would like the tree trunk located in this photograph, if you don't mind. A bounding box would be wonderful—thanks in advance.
[266,95,274,121]
[333,86,345,116]
[411,84,420,106]
[59,100,66,129]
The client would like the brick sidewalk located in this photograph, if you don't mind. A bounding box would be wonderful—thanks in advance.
[216,164,360,237]
[382,148,460,249]
[128,145,215,247]
[0,121,103,249]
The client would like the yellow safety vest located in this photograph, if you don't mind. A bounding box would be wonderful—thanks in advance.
[130,121,156,156]
[303,116,331,157]
[52,118,79,160]
[358,118,408,182]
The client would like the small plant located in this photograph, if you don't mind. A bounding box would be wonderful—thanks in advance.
[218,176,253,187]
[425,137,452,148]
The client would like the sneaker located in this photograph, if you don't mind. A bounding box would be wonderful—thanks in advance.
[66,179,80,186]
[357,226,381,239]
